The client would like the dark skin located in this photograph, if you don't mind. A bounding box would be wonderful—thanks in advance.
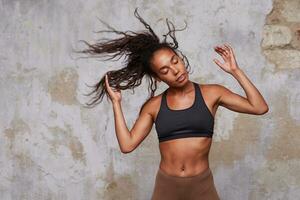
[105,43,269,177]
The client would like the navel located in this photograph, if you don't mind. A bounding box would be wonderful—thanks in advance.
[181,165,185,171]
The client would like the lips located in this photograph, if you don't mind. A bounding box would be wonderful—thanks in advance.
[176,73,186,81]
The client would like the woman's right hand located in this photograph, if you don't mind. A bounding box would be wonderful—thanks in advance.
[105,74,122,103]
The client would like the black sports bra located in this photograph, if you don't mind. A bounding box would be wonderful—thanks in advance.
[154,81,215,143]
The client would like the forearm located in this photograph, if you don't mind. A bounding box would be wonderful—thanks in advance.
[231,68,268,110]
[112,101,132,153]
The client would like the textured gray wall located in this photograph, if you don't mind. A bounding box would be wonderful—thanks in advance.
[1,0,299,199]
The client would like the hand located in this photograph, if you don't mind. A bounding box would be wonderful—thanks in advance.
[105,74,122,103]
[213,43,240,74]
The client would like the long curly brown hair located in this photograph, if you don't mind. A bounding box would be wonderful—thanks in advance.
[75,7,191,109]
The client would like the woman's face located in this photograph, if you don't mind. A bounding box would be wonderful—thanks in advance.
[150,48,188,86]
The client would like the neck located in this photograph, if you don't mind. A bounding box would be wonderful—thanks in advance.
[167,80,194,96]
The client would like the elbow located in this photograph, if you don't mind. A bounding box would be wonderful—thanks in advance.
[120,145,134,154]
[121,150,130,154]
[121,149,132,154]
[256,104,269,115]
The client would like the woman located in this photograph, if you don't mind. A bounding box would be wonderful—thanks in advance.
[78,8,269,200]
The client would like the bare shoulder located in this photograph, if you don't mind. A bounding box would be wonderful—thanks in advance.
[198,83,221,90]
[197,82,222,96]
[138,92,164,122]
[195,83,225,113]
[198,83,232,104]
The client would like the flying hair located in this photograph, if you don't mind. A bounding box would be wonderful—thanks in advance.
[74,7,191,108]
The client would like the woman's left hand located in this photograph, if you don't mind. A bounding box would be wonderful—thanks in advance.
[213,43,240,74]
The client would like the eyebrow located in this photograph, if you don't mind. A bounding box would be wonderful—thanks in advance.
[159,54,176,70]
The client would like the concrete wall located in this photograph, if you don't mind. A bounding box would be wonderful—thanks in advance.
[0,0,299,199]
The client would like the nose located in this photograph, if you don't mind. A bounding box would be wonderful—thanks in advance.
[170,65,179,75]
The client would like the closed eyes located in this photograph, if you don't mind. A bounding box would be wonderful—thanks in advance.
[161,56,178,74]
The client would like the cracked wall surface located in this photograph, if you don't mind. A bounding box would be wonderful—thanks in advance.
[0,0,299,199]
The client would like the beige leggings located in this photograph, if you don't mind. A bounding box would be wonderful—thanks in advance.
[151,167,220,200]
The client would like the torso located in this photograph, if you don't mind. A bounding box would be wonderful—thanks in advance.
[152,83,219,177]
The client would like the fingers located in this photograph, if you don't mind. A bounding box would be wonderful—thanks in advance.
[105,74,109,87]
[214,43,235,59]
[223,44,230,52]
[105,74,119,93]
[224,43,233,53]
[215,45,228,56]
[215,45,227,53]
[214,46,227,59]
[213,58,223,68]
[105,74,112,94]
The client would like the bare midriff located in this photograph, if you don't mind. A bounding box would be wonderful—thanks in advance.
[158,136,213,177]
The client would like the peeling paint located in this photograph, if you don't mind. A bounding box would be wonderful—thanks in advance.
[211,114,262,167]
[47,68,79,105]
[46,124,86,165]
[265,93,300,161]
[4,117,31,151]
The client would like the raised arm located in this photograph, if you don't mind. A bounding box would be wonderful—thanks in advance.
[105,74,154,154]
[213,44,269,115]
